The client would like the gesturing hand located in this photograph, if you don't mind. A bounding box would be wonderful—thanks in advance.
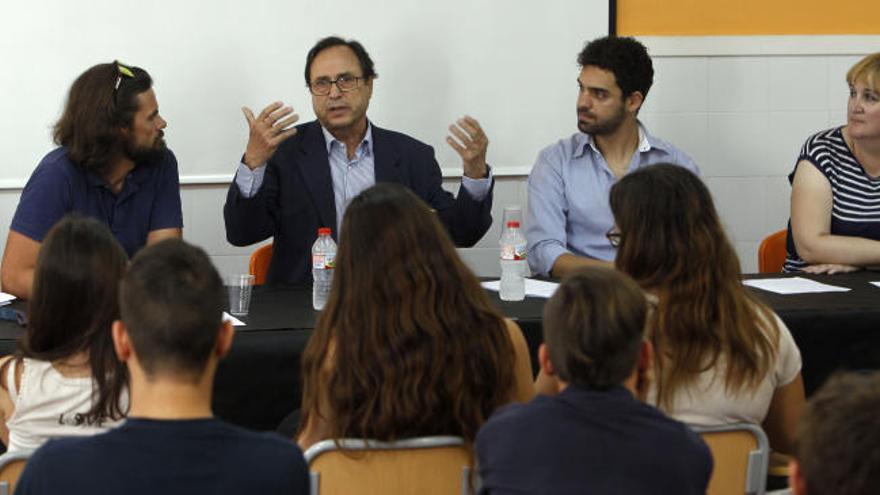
[242,102,299,169]
[446,115,489,179]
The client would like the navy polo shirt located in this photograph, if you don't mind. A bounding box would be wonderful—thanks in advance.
[11,147,183,257]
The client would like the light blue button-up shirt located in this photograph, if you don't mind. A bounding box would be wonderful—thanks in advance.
[526,124,699,276]
[235,123,492,231]
[322,125,375,231]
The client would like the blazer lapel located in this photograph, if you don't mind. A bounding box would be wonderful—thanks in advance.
[295,122,338,233]
[372,125,403,185]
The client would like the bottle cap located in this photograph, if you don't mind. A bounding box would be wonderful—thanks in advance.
[317,227,332,236]
[506,221,520,228]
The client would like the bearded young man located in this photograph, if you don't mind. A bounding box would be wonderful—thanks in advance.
[1,61,182,299]
[526,36,699,278]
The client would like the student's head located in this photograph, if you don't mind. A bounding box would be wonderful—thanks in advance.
[609,164,779,409]
[576,36,653,134]
[53,61,167,172]
[304,36,376,134]
[541,267,649,390]
[332,183,476,307]
[22,215,129,422]
[27,215,127,357]
[115,239,230,383]
[300,183,515,443]
[791,372,880,495]
[610,164,738,289]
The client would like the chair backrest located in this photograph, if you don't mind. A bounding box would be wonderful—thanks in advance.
[248,243,274,285]
[304,436,474,495]
[758,230,787,273]
[0,450,34,495]
[694,423,769,495]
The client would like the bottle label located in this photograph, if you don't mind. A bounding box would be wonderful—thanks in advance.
[312,253,336,269]
[500,242,527,261]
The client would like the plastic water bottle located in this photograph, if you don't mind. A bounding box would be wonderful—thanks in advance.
[312,227,337,310]
[499,221,527,301]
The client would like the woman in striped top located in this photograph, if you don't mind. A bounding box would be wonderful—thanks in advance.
[786,53,880,273]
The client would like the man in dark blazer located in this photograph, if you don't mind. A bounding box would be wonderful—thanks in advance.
[224,36,494,286]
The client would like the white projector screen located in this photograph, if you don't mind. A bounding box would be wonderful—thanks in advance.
[0,0,609,186]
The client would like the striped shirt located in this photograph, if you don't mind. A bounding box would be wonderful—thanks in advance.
[784,127,880,272]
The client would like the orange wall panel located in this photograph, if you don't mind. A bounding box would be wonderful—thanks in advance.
[618,0,880,35]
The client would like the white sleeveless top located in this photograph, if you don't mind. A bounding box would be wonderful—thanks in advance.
[5,358,126,451]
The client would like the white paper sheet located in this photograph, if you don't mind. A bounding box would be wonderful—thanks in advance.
[222,312,246,327]
[743,277,850,294]
[481,279,560,299]
[0,292,15,306]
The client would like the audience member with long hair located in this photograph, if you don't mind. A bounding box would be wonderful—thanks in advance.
[297,183,534,450]
[0,215,129,451]
[606,164,805,454]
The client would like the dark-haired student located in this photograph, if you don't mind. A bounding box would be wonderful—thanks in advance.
[608,164,804,455]
[476,267,711,495]
[15,239,308,495]
[1,61,182,300]
[526,35,699,279]
[788,372,880,495]
[297,184,533,450]
[0,216,129,452]
[224,36,493,287]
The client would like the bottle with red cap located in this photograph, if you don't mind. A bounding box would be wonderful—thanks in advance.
[499,220,527,301]
[311,227,337,310]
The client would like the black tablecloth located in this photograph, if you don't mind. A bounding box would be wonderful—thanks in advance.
[2,271,880,432]
[0,287,545,432]
[744,271,880,398]
[211,286,546,431]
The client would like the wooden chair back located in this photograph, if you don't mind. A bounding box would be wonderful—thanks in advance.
[694,423,769,495]
[0,450,34,495]
[304,436,474,495]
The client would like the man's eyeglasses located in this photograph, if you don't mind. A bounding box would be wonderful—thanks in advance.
[114,61,134,92]
[309,74,365,96]
[606,228,621,248]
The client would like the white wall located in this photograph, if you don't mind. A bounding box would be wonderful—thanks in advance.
[2,36,878,279]
[0,0,605,185]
